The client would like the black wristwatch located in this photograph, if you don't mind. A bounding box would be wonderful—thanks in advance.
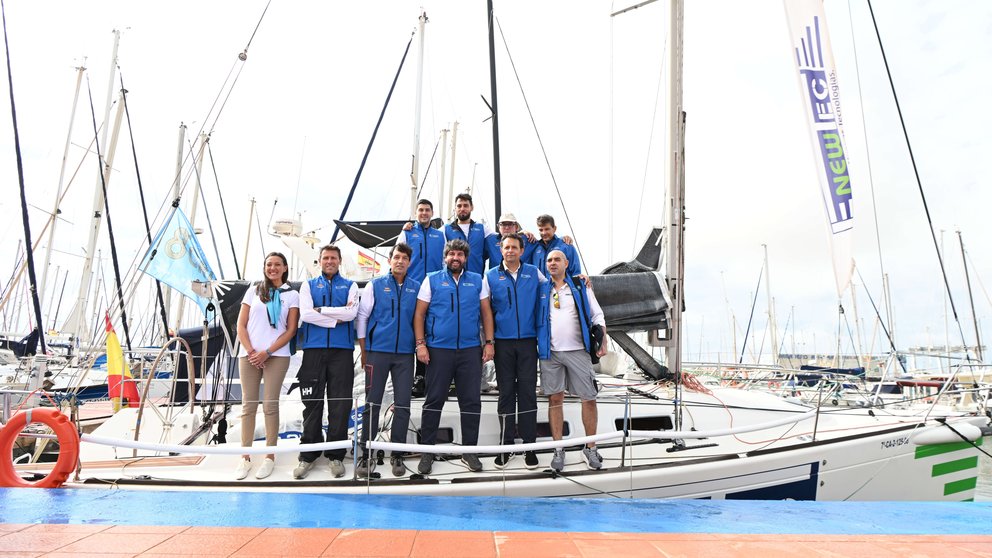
[484,339,494,345]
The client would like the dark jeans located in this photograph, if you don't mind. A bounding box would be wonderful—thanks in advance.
[420,346,482,446]
[494,337,538,445]
[298,347,354,462]
[360,351,414,457]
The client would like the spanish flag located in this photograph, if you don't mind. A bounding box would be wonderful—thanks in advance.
[105,313,140,410]
[357,251,381,274]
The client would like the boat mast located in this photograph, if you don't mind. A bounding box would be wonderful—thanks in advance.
[66,30,120,349]
[163,123,186,333]
[763,244,779,366]
[448,121,459,216]
[40,61,86,300]
[410,11,427,218]
[958,231,983,362]
[664,0,685,376]
[486,0,502,219]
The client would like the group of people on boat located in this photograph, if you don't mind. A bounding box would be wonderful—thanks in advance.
[234,193,608,480]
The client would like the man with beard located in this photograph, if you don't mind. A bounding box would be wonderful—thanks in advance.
[484,233,545,469]
[397,198,445,284]
[538,249,608,472]
[443,193,495,275]
[293,245,359,480]
[355,242,421,478]
[413,239,495,474]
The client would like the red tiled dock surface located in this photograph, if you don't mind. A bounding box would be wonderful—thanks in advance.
[1,524,990,557]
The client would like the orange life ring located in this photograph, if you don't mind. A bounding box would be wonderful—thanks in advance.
[0,407,79,488]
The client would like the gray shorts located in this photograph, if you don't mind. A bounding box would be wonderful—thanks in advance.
[540,350,598,400]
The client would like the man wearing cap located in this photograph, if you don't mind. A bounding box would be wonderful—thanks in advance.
[443,193,496,275]
[398,199,445,284]
[413,238,495,474]
[485,213,536,269]
[484,233,545,469]
[538,249,608,472]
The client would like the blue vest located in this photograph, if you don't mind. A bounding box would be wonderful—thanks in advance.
[404,223,445,283]
[425,269,484,349]
[486,234,537,270]
[365,273,421,354]
[299,273,355,350]
[444,221,488,275]
[537,276,593,360]
[531,235,580,277]
[486,263,541,340]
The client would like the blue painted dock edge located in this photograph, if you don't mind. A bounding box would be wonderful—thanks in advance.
[2,488,991,535]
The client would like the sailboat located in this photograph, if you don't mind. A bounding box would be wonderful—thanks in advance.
[3,2,990,501]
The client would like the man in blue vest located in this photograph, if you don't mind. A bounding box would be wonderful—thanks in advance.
[484,233,545,469]
[355,242,421,478]
[397,199,445,283]
[484,213,536,270]
[413,238,495,474]
[531,214,581,278]
[443,193,495,275]
[293,245,359,480]
[538,249,608,472]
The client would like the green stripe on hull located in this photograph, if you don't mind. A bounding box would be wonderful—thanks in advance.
[931,456,979,477]
[943,477,977,496]
[915,437,983,459]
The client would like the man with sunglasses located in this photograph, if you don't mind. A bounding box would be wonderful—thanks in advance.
[537,249,608,472]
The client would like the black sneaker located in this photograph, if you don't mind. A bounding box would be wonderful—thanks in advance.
[412,375,426,397]
[356,456,373,478]
[390,455,405,477]
[417,453,434,475]
[524,451,539,469]
[461,453,483,472]
[494,453,514,468]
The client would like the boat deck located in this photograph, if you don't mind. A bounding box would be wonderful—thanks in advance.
[1,489,991,556]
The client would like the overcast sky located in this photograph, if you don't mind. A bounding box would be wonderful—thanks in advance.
[0,1,989,363]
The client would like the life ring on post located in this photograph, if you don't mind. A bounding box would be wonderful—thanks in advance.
[0,407,79,488]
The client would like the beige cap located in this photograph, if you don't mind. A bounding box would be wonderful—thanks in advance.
[497,213,519,226]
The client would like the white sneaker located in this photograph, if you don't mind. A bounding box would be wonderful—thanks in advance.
[293,460,315,480]
[234,458,252,480]
[328,459,345,478]
[255,457,275,479]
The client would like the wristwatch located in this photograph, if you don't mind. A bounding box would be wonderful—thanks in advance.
[484,339,494,345]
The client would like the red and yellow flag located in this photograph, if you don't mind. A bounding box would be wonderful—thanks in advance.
[357,251,381,274]
[105,313,140,411]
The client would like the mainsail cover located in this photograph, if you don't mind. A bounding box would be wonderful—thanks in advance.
[784,0,855,296]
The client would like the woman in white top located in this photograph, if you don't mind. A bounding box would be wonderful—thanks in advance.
[234,252,300,479]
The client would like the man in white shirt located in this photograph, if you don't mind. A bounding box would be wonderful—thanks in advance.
[293,245,359,480]
[537,249,608,472]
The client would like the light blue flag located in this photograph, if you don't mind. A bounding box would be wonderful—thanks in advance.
[140,207,217,316]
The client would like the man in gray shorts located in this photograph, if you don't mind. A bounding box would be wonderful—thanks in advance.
[536,249,608,471]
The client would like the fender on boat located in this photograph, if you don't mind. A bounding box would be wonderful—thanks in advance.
[0,407,79,488]
[910,422,982,446]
